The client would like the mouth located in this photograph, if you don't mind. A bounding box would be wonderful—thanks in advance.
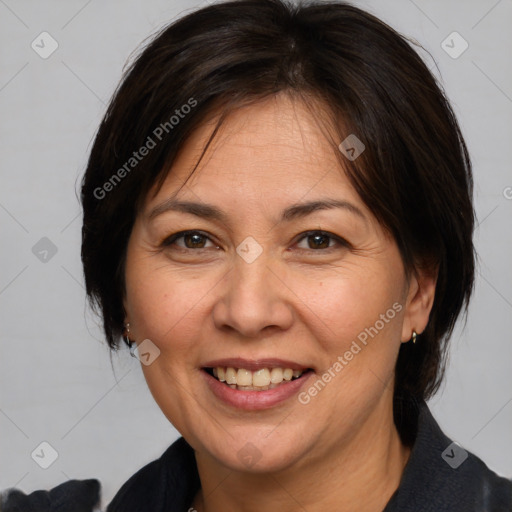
[201,359,315,410]
[202,364,314,392]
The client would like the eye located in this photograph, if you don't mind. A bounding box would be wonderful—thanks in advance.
[295,230,348,251]
[162,230,217,250]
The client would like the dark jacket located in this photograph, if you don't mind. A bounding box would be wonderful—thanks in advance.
[2,401,511,511]
[107,400,512,512]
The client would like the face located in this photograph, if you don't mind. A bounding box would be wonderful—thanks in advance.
[124,94,430,473]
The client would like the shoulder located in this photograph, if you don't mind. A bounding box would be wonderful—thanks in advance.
[386,399,512,511]
[107,436,200,512]
[442,446,512,511]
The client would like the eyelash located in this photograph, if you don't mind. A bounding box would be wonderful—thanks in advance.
[161,230,350,253]
[295,231,350,251]
[161,230,218,250]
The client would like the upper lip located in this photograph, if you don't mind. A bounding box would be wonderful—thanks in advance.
[202,357,312,372]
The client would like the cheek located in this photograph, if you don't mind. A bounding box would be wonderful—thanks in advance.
[292,263,405,366]
[124,253,218,352]
[124,259,218,431]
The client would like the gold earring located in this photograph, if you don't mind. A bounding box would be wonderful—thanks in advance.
[123,322,132,348]
[411,330,417,344]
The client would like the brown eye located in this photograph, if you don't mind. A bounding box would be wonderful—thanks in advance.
[162,231,216,250]
[183,233,207,248]
[307,233,331,249]
[295,230,348,251]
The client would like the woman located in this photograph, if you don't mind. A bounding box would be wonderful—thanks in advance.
[2,0,509,511]
[82,0,512,510]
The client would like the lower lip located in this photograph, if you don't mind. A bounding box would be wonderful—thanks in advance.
[202,370,314,410]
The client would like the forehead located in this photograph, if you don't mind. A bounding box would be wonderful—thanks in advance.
[150,94,363,210]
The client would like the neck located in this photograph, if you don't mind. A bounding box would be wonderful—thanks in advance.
[193,396,410,512]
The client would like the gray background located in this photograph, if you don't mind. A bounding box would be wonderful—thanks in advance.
[1,0,511,508]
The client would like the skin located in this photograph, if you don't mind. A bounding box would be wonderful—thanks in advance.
[123,93,437,511]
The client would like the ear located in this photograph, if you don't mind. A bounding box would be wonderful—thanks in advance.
[401,267,437,342]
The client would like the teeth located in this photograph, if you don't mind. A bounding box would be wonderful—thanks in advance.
[209,366,306,390]
[252,368,270,387]
[225,367,237,384]
[270,368,284,384]
[283,368,293,381]
[237,368,252,386]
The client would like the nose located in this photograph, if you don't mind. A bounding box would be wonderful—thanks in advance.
[212,255,294,339]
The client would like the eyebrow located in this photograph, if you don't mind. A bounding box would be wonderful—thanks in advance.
[148,198,367,223]
[148,199,229,223]
[281,199,366,222]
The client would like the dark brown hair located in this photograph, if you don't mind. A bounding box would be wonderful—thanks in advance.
[81,0,475,416]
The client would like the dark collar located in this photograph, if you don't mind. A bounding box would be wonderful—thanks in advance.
[107,435,200,512]
[384,400,512,511]
[108,401,512,512]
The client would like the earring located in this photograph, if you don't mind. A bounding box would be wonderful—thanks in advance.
[411,330,417,344]
[123,323,136,355]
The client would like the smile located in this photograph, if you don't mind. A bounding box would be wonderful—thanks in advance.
[204,366,311,391]
[201,358,315,409]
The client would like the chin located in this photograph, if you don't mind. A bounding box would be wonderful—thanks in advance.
[220,444,306,474]
[193,423,316,474]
